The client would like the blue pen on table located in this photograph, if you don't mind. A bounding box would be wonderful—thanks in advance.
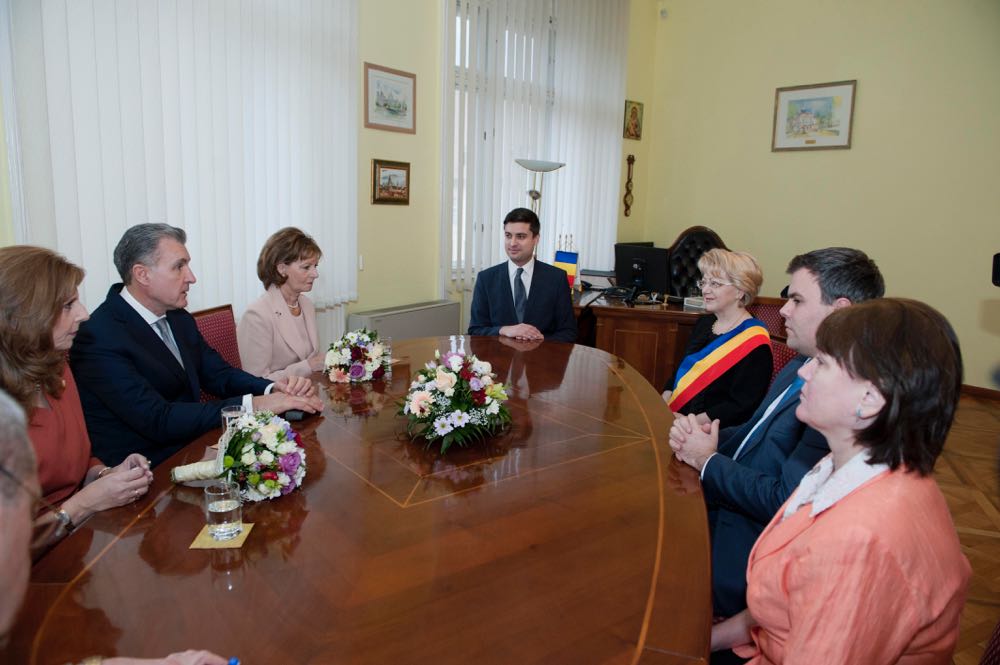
[228,658,240,665]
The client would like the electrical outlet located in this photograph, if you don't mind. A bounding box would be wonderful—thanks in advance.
[359,255,364,271]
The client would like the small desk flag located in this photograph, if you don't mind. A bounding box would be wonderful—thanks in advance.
[554,250,579,288]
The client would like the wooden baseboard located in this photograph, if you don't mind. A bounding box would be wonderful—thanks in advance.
[962,384,1000,401]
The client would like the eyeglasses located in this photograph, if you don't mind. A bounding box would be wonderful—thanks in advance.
[0,463,70,557]
[696,278,732,291]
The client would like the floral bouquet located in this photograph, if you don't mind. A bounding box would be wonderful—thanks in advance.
[222,411,307,502]
[327,382,388,419]
[325,328,391,383]
[400,349,511,453]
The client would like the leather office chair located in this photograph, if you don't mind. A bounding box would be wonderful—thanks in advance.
[666,226,727,298]
[192,304,242,402]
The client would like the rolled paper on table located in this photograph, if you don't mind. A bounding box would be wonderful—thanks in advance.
[170,460,221,483]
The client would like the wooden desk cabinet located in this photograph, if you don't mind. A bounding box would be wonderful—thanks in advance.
[577,301,701,391]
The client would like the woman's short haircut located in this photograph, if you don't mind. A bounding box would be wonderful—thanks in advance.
[0,246,85,414]
[698,248,764,307]
[816,298,962,476]
[256,227,322,289]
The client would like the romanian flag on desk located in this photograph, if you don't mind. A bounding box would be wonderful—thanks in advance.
[553,250,579,288]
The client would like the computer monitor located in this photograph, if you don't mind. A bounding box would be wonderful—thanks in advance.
[614,242,670,294]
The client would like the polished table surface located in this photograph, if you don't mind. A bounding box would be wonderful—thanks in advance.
[6,337,711,665]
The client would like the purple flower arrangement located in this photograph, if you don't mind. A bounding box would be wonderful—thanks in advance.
[222,411,307,501]
[325,328,391,383]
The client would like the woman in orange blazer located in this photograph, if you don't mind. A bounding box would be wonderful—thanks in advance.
[238,228,324,381]
[711,298,970,664]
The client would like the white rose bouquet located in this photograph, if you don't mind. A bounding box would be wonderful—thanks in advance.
[223,411,307,502]
[400,349,511,453]
[325,328,391,383]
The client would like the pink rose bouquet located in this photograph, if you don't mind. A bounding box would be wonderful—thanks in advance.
[400,349,511,453]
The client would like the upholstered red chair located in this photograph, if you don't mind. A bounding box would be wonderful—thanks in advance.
[770,338,797,385]
[982,621,1000,665]
[192,304,242,402]
[747,296,787,339]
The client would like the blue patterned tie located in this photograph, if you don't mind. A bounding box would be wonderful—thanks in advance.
[514,267,526,323]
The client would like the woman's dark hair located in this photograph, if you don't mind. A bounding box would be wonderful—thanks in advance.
[256,227,322,289]
[816,298,962,475]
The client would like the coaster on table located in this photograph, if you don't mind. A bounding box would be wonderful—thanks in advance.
[189,523,253,549]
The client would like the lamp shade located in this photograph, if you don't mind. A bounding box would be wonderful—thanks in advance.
[515,159,565,173]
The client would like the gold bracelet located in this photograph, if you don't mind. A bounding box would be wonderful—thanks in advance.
[96,466,113,479]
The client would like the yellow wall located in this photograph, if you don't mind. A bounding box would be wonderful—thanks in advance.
[353,1,442,314]
[634,0,1000,388]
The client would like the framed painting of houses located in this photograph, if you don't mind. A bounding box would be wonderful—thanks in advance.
[364,62,416,134]
[371,159,410,205]
[772,80,856,151]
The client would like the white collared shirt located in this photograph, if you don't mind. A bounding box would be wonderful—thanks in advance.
[120,285,179,349]
[782,450,890,520]
[507,257,535,303]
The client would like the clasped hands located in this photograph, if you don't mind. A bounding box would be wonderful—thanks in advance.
[253,375,324,415]
[668,412,720,472]
[499,323,544,341]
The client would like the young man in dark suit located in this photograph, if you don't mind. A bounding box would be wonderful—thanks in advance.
[467,208,577,343]
[668,247,884,619]
[71,223,323,467]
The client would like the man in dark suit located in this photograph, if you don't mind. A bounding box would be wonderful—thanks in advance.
[669,247,884,619]
[467,208,576,343]
[71,223,323,467]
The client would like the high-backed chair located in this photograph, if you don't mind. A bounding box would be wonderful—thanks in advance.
[192,304,242,402]
[666,226,727,298]
[769,338,797,385]
[747,296,787,340]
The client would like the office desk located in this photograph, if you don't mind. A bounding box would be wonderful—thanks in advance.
[5,337,710,665]
[576,298,701,392]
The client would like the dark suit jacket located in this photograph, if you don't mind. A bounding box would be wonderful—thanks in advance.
[467,260,577,343]
[699,355,829,617]
[70,284,271,467]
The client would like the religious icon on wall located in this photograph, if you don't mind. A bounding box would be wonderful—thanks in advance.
[623,100,643,140]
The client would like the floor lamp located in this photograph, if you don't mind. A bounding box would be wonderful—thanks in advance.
[515,159,565,213]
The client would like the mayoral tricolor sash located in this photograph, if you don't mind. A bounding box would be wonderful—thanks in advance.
[667,318,771,412]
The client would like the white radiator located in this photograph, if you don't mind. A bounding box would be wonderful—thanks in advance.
[346,300,461,341]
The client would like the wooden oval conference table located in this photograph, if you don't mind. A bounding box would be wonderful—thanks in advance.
[6,337,711,665]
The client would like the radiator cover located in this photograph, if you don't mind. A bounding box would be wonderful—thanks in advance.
[346,300,461,341]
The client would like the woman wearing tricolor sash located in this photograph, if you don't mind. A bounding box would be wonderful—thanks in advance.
[662,249,773,428]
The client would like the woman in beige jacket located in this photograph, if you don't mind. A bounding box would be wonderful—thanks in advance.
[238,228,324,381]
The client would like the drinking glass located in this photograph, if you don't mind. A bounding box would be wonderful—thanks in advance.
[221,405,245,432]
[382,336,393,376]
[204,481,242,541]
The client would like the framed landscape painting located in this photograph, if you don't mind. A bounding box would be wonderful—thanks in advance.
[371,159,410,205]
[772,80,856,151]
[364,62,416,134]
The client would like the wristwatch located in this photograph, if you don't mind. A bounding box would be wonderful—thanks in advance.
[54,508,75,532]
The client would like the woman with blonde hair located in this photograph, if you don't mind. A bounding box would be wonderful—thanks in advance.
[238,227,324,380]
[0,246,152,542]
[663,248,773,428]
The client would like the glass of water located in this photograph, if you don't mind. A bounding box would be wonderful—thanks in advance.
[382,336,393,376]
[221,404,245,431]
[204,480,242,541]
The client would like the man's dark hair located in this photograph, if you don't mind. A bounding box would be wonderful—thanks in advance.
[503,208,540,236]
[786,247,884,304]
[113,223,187,284]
